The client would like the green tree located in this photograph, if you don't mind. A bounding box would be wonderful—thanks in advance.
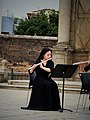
[47,9,59,36]
[14,9,59,37]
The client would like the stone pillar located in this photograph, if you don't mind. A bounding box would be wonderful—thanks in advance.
[0,59,8,72]
[52,0,73,66]
[0,59,8,82]
[58,0,71,43]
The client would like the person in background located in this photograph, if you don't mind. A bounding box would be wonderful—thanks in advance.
[21,47,61,111]
[84,61,90,110]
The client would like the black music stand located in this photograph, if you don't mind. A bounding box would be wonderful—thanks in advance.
[51,64,78,112]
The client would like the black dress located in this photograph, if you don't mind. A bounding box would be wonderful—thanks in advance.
[27,60,61,111]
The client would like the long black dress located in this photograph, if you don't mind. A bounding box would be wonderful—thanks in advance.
[27,60,61,111]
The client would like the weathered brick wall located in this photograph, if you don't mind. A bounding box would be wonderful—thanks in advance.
[0,34,57,64]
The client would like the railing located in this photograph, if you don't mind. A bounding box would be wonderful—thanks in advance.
[8,72,30,80]
[0,72,4,82]
[0,70,30,82]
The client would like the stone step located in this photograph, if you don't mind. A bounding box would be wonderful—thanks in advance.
[7,79,81,93]
[8,79,81,88]
[8,79,29,85]
[55,80,81,93]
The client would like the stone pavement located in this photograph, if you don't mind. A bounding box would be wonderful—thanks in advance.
[0,88,90,120]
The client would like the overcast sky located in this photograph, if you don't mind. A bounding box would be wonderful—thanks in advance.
[1,0,59,18]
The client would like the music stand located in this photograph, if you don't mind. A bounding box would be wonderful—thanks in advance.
[51,64,78,112]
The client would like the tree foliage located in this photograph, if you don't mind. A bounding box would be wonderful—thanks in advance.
[14,9,59,37]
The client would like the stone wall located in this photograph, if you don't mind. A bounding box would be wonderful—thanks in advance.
[0,34,57,64]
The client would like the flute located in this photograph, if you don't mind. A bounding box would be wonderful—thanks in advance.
[73,60,90,65]
[28,58,52,70]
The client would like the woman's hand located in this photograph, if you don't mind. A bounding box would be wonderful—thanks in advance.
[39,61,44,69]
[30,64,37,73]
[39,60,51,72]
[87,60,90,64]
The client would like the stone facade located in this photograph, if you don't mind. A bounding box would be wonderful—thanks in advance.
[52,0,90,81]
[53,0,90,66]
[0,34,57,64]
[69,0,90,62]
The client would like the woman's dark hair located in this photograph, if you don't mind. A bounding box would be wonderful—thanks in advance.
[37,47,52,61]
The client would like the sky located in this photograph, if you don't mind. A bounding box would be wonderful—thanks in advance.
[0,0,59,18]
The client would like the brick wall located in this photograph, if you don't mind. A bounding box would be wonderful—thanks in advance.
[0,34,57,64]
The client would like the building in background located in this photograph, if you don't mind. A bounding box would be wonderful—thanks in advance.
[1,16,14,34]
[27,8,58,19]
[0,1,3,33]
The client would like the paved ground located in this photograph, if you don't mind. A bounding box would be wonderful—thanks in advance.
[0,88,90,120]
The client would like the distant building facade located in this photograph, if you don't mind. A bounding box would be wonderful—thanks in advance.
[0,1,2,33]
[1,16,14,34]
[27,8,58,19]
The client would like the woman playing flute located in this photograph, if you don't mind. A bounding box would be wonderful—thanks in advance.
[21,47,61,111]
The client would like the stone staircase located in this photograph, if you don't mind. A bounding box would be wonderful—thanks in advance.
[3,79,81,93]
[56,80,81,93]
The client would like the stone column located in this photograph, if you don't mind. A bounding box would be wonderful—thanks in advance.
[52,0,73,65]
[0,59,8,82]
[58,0,71,44]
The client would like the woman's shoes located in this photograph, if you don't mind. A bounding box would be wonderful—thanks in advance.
[21,107,29,110]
